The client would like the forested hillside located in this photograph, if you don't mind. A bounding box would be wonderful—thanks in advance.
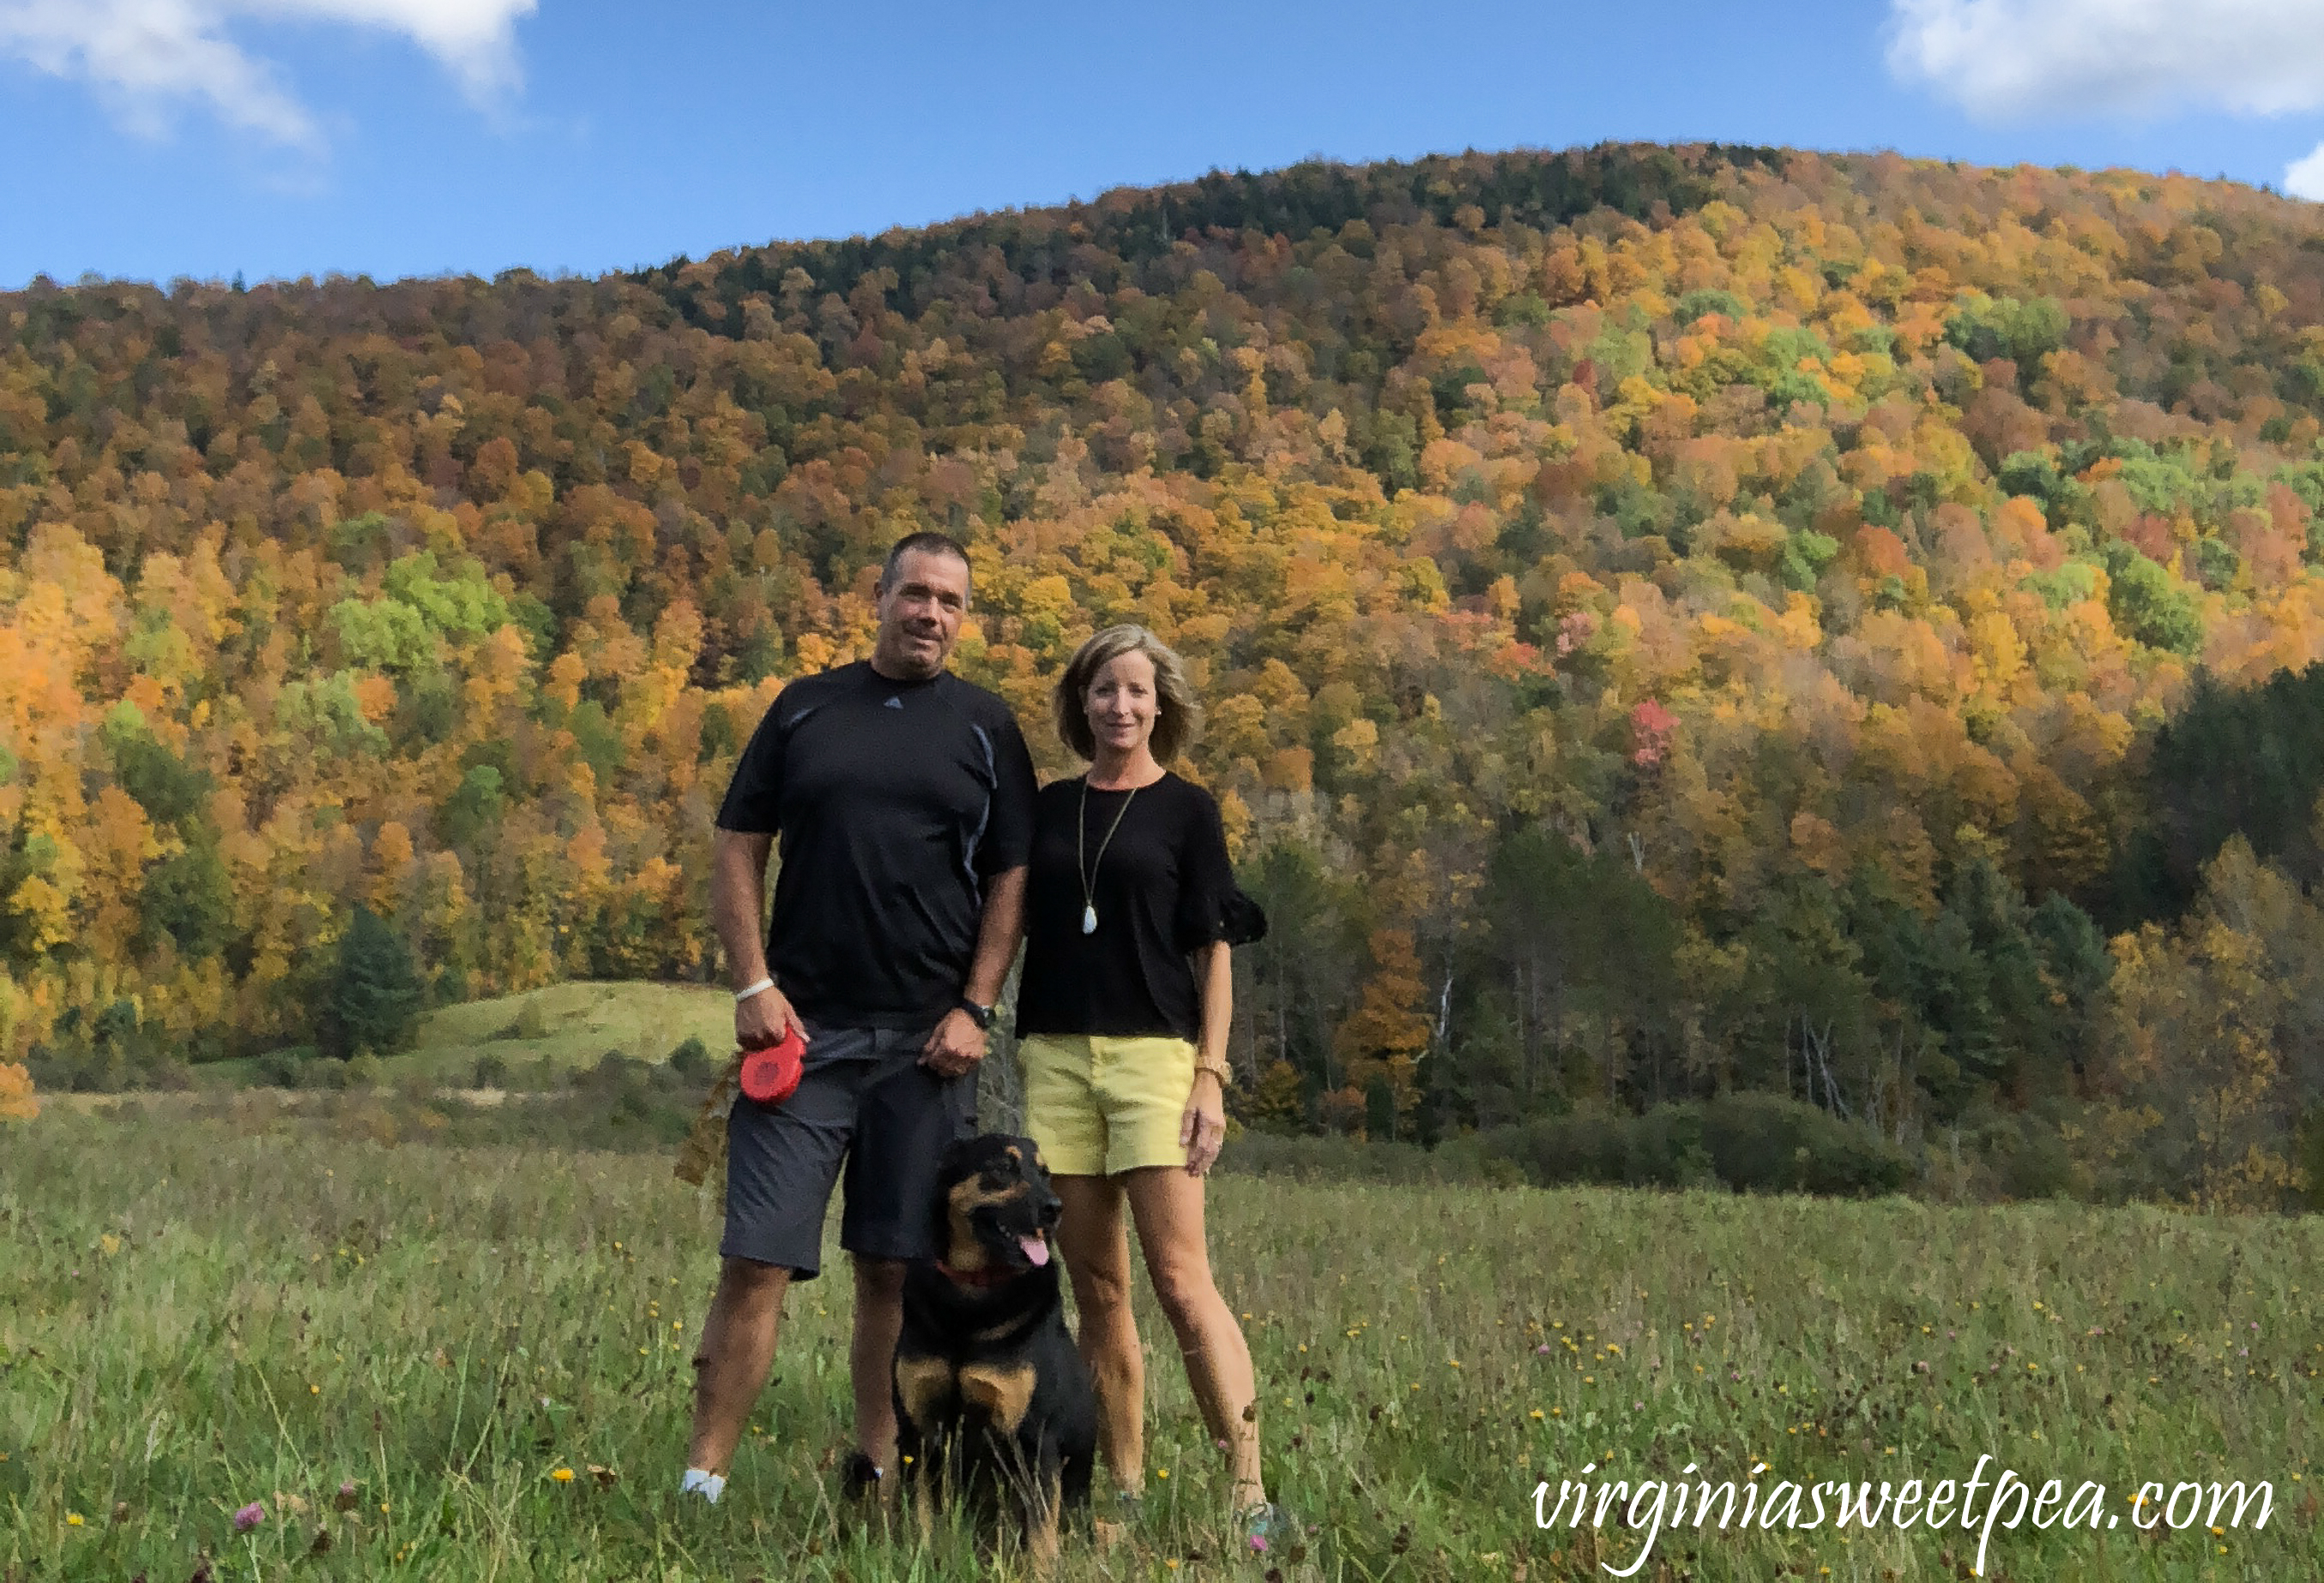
[8,143,2324,1203]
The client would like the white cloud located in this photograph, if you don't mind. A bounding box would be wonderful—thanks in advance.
[0,0,536,149]
[2290,140,2324,200]
[1886,0,2324,121]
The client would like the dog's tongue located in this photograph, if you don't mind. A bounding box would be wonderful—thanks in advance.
[1018,1235,1051,1267]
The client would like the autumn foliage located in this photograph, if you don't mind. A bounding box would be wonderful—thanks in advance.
[0,1059,34,1121]
[5,143,2324,1197]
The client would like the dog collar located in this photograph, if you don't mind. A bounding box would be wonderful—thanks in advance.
[937,1260,1017,1290]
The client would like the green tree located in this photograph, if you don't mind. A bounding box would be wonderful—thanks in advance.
[1944,293,2067,381]
[435,764,506,851]
[2102,542,2203,656]
[103,705,211,828]
[323,906,426,1060]
[1470,829,1682,1112]
[139,837,234,958]
[1240,838,1356,1089]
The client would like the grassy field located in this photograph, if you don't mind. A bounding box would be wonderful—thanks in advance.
[199,982,735,1089]
[3,1108,2319,1582]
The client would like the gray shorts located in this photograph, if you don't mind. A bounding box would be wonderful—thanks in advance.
[721,1020,975,1280]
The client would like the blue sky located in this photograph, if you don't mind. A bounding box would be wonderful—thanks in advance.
[3,0,2322,290]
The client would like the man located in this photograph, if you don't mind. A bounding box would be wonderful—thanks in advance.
[683,530,1037,1506]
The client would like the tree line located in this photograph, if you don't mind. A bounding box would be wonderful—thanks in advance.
[5,142,2324,1202]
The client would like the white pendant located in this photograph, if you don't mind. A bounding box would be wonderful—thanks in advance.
[1081,903,1098,934]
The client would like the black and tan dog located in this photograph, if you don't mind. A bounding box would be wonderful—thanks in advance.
[892,1133,1096,1567]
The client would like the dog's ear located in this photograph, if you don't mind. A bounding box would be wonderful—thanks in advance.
[939,1171,985,1272]
[933,1134,994,1258]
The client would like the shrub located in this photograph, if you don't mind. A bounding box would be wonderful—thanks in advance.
[1480,1104,1716,1189]
[1632,1104,1719,1187]
[256,1048,306,1088]
[27,1042,193,1095]
[561,1049,693,1138]
[1699,1093,1910,1197]
[1480,1096,1907,1197]
[576,1050,645,1090]
[1986,1113,2080,1200]
[492,997,549,1042]
[666,1036,713,1082]
[1216,1131,1518,1187]
[1482,1114,1620,1186]
[471,1052,510,1090]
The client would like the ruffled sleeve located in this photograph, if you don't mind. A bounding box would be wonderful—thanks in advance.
[1173,786,1269,952]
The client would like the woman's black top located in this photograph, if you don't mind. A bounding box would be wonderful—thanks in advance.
[1014,772,1264,1041]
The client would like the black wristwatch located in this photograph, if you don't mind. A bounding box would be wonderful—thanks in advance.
[954,995,994,1030]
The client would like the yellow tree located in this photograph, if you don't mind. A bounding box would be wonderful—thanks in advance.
[1334,927,1433,1134]
[0,1061,34,1123]
[2098,838,2309,1210]
[1246,1059,1306,1132]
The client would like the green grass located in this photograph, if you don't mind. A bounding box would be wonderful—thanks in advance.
[3,1110,2319,1580]
[208,982,734,1088]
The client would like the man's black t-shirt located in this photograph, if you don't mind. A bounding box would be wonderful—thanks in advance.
[715,662,1038,1030]
[1014,772,1255,1042]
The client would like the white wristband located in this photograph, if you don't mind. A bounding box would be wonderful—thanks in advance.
[733,976,775,1004]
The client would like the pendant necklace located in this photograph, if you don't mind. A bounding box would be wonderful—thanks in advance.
[1077,775,1139,934]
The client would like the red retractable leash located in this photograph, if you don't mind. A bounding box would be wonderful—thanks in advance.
[738,1025,806,1105]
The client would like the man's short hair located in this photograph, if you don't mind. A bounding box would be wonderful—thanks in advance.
[1055,624,1204,763]
[878,531,972,595]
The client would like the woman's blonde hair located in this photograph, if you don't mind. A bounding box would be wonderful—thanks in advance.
[1056,625,1203,763]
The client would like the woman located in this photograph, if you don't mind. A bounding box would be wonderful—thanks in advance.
[1013,624,1276,1535]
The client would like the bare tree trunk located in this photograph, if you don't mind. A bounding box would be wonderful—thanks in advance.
[1273,955,1287,1078]
[1807,1020,1849,1121]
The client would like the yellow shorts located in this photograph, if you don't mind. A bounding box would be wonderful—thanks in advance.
[1017,1033,1196,1177]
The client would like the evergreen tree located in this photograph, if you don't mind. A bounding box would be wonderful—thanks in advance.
[323,906,426,1060]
